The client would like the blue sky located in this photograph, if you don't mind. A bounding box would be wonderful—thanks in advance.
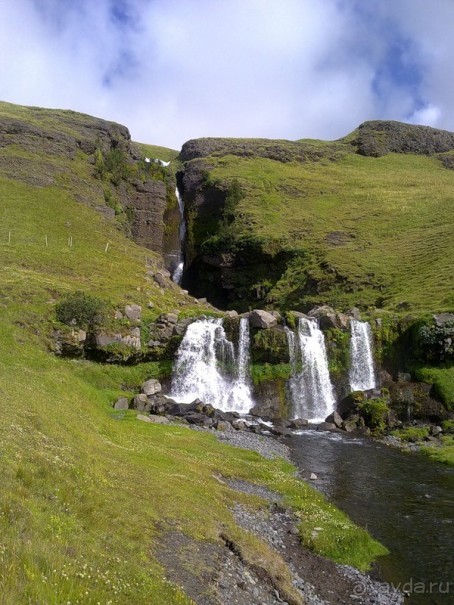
[0,0,452,148]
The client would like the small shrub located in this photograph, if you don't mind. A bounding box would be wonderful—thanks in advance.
[357,398,389,431]
[56,291,107,330]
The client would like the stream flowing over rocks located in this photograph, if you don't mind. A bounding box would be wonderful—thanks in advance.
[155,427,404,605]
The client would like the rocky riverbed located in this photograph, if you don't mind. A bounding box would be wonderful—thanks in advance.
[154,424,404,605]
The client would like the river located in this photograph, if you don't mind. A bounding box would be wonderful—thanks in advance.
[288,430,454,605]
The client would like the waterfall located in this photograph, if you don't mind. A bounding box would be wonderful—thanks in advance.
[287,318,336,422]
[225,317,254,412]
[170,318,254,413]
[172,186,186,284]
[349,319,377,391]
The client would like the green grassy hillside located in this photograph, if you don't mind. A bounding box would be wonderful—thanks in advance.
[0,102,387,603]
[182,127,454,314]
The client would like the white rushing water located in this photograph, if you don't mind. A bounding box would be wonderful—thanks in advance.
[170,318,254,413]
[172,186,186,284]
[225,317,255,412]
[349,319,377,391]
[287,318,336,422]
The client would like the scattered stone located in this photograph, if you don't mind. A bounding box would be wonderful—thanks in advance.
[287,418,309,429]
[325,411,343,428]
[113,397,129,410]
[147,301,154,308]
[133,393,150,413]
[343,420,358,433]
[153,273,167,288]
[114,310,123,320]
[310,473,318,480]
[141,379,162,396]
[73,329,87,343]
[433,312,454,327]
[232,419,247,431]
[124,303,142,321]
[215,420,232,431]
[147,414,170,424]
[249,309,278,329]
[317,422,337,432]
[136,414,152,423]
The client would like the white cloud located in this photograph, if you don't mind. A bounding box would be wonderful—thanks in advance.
[0,0,454,148]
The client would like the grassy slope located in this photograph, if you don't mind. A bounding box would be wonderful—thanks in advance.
[0,103,387,602]
[203,147,454,313]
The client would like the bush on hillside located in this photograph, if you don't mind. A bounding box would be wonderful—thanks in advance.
[56,291,107,330]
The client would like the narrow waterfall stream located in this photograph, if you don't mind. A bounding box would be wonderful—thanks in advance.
[287,318,336,422]
[349,319,377,391]
[225,316,255,413]
[170,318,254,413]
[172,186,186,284]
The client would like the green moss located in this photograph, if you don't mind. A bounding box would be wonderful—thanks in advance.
[250,363,292,385]
[413,366,454,411]
[251,328,289,364]
[391,426,430,442]
[324,328,351,380]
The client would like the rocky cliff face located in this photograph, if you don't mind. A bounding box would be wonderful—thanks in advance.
[0,103,172,257]
[177,121,454,314]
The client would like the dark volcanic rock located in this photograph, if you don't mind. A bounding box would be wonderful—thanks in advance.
[351,120,454,157]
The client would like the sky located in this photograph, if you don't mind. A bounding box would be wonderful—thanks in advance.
[1,0,453,149]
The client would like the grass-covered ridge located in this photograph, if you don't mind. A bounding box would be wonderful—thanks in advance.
[183,128,454,314]
[0,101,388,602]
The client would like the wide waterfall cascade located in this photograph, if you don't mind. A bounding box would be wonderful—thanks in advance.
[286,318,336,422]
[349,319,377,391]
[170,318,254,413]
[172,186,186,284]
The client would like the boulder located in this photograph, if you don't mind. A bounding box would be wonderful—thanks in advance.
[249,310,278,329]
[337,391,365,419]
[317,422,337,431]
[137,414,152,423]
[95,333,119,347]
[153,273,167,288]
[325,410,343,428]
[141,379,162,396]
[308,305,336,319]
[113,397,129,410]
[288,418,309,429]
[348,307,362,320]
[147,414,170,425]
[214,420,232,431]
[269,426,292,437]
[133,393,150,413]
[433,313,454,327]
[124,304,142,321]
[173,318,193,336]
[186,413,213,427]
[319,313,341,330]
[342,420,358,432]
[73,329,87,343]
[232,419,247,431]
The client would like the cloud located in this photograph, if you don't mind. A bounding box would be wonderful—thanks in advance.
[0,0,454,148]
